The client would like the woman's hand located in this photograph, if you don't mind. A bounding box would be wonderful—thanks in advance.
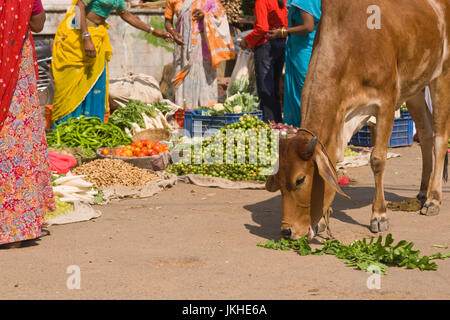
[267,29,283,39]
[169,29,185,46]
[192,8,205,20]
[239,38,248,50]
[153,29,174,42]
[84,37,97,57]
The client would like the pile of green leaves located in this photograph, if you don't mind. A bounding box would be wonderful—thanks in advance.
[47,116,131,150]
[257,234,450,274]
[109,99,158,132]
[151,101,171,116]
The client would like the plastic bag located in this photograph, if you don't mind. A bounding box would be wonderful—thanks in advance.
[109,72,163,109]
[49,152,78,174]
[227,49,256,96]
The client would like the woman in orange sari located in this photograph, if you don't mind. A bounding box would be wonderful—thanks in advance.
[0,0,55,248]
[165,0,235,108]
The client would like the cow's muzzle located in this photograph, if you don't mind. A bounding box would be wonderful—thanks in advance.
[281,228,292,239]
[280,227,315,241]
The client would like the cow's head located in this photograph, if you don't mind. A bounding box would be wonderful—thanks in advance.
[266,131,349,240]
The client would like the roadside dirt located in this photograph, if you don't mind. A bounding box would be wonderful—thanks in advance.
[0,143,449,300]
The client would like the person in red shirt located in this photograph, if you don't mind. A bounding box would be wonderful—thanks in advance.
[240,0,288,123]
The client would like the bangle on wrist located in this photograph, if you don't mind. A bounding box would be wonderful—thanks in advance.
[82,32,91,38]
[147,25,154,34]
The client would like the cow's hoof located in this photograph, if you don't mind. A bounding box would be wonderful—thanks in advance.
[370,217,389,233]
[315,221,327,234]
[416,194,427,207]
[420,202,440,216]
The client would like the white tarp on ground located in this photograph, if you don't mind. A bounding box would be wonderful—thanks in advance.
[337,152,400,169]
[178,174,265,190]
[102,171,177,201]
[45,202,102,226]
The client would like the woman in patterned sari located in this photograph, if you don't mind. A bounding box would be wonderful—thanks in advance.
[164,0,235,108]
[0,0,55,249]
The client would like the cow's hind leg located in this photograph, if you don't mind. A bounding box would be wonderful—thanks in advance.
[369,101,395,233]
[404,90,433,205]
[420,74,450,216]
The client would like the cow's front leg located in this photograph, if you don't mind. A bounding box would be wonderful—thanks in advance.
[369,108,395,233]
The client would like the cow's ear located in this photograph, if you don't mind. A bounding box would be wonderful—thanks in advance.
[313,149,350,199]
[265,175,280,192]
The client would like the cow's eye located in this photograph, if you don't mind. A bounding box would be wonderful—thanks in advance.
[296,176,306,187]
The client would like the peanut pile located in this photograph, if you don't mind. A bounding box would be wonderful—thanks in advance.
[72,159,158,188]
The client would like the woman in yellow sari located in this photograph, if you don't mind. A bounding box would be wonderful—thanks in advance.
[52,0,173,124]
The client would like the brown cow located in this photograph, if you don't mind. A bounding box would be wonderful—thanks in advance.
[266,0,450,240]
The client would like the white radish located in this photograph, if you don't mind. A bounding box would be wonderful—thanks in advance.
[60,179,93,188]
[54,175,88,185]
[158,114,170,129]
[153,116,163,129]
[85,189,99,196]
[53,185,84,193]
[59,197,80,203]
[130,122,142,134]
[142,113,153,129]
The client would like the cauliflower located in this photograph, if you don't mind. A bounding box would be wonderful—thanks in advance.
[213,103,225,112]
[233,105,243,114]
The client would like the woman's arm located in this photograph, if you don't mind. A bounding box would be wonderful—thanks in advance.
[77,0,97,57]
[242,0,269,50]
[268,11,315,38]
[30,0,46,33]
[119,11,173,41]
[165,18,184,45]
[30,12,46,33]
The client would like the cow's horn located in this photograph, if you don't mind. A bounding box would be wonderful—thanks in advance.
[306,136,318,155]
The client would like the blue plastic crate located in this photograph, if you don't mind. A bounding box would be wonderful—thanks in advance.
[350,117,414,148]
[400,109,412,119]
[184,109,263,137]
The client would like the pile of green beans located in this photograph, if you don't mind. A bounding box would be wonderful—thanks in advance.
[46,116,132,150]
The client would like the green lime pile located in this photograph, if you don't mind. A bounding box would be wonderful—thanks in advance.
[258,234,450,274]
[167,115,278,181]
[344,147,359,157]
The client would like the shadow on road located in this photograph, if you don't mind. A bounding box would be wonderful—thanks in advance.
[244,186,412,240]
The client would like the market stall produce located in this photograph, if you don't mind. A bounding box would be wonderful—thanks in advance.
[207,92,259,116]
[109,99,171,136]
[72,159,159,188]
[102,140,170,158]
[52,173,101,203]
[270,122,299,135]
[46,116,132,150]
[168,115,278,181]
[45,196,75,221]
[222,0,242,24]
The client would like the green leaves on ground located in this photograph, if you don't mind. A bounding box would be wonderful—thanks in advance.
[257,234,450,274]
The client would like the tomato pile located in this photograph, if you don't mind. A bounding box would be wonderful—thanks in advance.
[101,140,170,158]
